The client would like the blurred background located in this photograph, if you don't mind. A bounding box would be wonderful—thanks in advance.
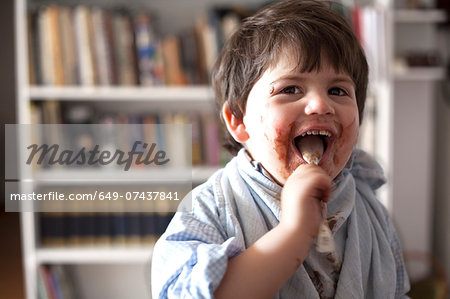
[1,0,449,298]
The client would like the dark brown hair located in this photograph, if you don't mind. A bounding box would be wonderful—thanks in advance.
[212,0,369,155]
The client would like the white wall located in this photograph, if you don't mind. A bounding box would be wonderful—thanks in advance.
[392,81,434,256]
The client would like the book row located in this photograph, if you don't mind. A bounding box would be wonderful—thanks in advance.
[30,101,230,167]
[39,211,174,248]
[37,186,183,248]
[27,4,249,87]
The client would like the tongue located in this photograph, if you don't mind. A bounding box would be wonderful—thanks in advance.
[296,135,324,165]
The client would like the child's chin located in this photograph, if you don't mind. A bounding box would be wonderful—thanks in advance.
[324,165,341,180]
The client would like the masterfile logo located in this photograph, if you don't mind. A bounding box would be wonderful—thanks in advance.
[6,123,192,174]
[26,141,170,171]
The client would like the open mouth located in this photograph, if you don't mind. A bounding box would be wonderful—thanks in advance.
[294,130,332,163]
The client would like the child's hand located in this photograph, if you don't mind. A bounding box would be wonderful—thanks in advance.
[280,164,332,242]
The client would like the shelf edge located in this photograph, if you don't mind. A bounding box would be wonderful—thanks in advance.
[394,9,448,23]
[28,86,214,101]
[36,247,154,264]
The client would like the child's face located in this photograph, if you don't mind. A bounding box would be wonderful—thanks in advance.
[242,55,359,184]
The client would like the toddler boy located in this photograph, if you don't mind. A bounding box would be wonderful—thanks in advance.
[152,1,410,298]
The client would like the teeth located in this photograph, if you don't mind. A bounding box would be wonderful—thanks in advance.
[300,130,331,137]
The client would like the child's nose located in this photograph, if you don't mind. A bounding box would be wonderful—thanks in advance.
[304,92,334,116]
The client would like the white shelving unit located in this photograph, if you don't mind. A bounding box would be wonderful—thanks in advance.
[389,6,447,280]
[358,1,449,284]
[14,0,224,298]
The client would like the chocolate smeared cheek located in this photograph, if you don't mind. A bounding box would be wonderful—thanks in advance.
[332,116,359,172]
[271,122,297,181]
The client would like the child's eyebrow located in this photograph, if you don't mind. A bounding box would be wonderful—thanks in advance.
[269,74,304,85]
[270,74,355,87]
[330,77,355,87]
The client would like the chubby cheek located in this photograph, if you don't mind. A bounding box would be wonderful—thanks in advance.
[330,115,359,179]
[246,101,300,184]
[261,108,299,183]
[271,122,297,182]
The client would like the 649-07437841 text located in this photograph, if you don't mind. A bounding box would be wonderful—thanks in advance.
[9,191,180,201]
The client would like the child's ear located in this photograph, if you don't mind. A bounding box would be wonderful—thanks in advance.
[222,102,249,143]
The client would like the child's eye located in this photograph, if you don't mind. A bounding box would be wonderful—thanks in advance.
[280,86,301,94]
[329,87,347,96]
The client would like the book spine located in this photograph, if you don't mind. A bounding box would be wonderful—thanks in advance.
[52,265,76,299]
[94,212,112,246]
[91,7,112,86]
[202,113,220,166]
[111,211,126,246]
[124,213,141,245]
[112,11,137,86]
[37,266,51,299]
[78,212,95,246]
[38,6,55,85]
[139,212,158,245]
[162,35,188,85]
[103,10,118,85]
[155,212,175,236]
[58,6,78,85]
[48,5,64,86]
[134,14,155,86]
[191,113,203,165]
[179,29,200,85]
[74,5,95,86]
[65,211,81,246]
[27,12,37,85]
[39,201,66,247]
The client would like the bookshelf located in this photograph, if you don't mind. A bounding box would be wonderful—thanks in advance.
[13,0,449,298]
[15,0,237,298]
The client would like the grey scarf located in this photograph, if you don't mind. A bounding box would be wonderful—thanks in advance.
[220,149,399,298]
